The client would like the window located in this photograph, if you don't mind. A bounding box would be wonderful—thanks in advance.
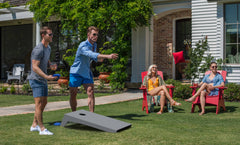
[225,3,240,64]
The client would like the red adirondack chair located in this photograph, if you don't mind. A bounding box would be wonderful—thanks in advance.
[139,71,174,114]
[190,70,227,114]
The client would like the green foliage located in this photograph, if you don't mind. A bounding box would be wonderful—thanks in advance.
[59,84,67,94]
[224,83,240,101]
[27,0,153,91]
[173,84,192,99]
[184,36,225,83]
[0,86,7,93]
[22,83,31,94]
[97,80,105,90]
[0,2,10,8]
[55,69,69,77]
[10,85,16,94]
[165,79,182,86]
[63,47,78,66]
[184,37,208,82]
[96,59,112,72]
[96,65,111,73]
[48,85,54,90]
[79,86,86,94]
[165,79,192,99]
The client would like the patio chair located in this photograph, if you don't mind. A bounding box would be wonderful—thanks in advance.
[6,64,25,84]
[139,71,175,114]
[190,70,227,114]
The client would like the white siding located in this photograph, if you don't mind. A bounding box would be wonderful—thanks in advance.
[192,0,240,84]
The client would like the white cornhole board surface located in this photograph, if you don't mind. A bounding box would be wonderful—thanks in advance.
[61,110,131,133]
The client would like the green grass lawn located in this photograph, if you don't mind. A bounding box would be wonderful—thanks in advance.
[0,93,116,107]
[0,99,240,145]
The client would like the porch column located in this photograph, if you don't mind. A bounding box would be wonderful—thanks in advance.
[36,22,41,45]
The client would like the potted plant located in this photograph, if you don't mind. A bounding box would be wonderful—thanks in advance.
[96,63,111,83]
[55,69,69,87]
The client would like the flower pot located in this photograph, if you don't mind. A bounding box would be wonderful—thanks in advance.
[57,77,69,87]
[98,72,110,83]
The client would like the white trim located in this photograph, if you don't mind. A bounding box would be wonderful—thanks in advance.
[0,6,33,21]
[36,22,41,45]
[217,3,224,59]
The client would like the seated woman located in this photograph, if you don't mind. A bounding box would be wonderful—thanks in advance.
[185,62,224,115]
[142,64,181,114]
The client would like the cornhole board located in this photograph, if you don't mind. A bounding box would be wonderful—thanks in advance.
[61,110,131,133]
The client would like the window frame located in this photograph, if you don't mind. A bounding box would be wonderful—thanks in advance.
[224,3,240,64]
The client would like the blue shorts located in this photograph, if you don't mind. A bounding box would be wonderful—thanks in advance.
[29,80,48,98]
[69,73,94,87]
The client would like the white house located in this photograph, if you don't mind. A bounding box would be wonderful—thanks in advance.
[1,0,240,84]
[132,0,240,84]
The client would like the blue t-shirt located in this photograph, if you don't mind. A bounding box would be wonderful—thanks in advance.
[202,73,224,96]
[28,43,51,84]
[70,39,99,79]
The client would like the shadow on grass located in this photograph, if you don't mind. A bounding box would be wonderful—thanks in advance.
[108,113,147,120]
[225,106,238,112]
[191,105,237,114]
[152,107,185,113]
[47,121,102,132]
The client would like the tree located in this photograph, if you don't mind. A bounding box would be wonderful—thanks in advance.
[184,36,224,83]
[27,0,153,90]
[0,2,10,8]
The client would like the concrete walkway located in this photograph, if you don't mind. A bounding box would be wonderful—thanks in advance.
[0,90,142,117]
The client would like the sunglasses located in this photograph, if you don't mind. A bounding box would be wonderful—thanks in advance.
[152,67,157,69]
[93,33,99,36]
[47,33,53,36]
[211,66,217,68]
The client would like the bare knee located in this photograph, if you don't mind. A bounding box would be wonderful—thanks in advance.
[160,91,165,96]
[200,91,206,97]
[87,87,94,97]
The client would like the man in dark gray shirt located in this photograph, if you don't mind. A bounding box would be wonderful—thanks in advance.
[28,26,57,135]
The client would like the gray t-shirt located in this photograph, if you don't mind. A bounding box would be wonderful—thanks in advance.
[28,43,51,84]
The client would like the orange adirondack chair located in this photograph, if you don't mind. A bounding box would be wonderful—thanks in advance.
[190,70,227,114]
[139,71,174,114]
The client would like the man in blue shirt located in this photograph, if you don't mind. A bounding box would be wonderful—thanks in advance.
[69,26,118,112]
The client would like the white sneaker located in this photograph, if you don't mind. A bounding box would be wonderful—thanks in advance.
[30,125,40,132]
[39,129,54,135]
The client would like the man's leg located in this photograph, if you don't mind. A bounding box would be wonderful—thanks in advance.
[83,84,95,112]
[69,87,78,111]
[33,96,47,131]
[31,96,47,127]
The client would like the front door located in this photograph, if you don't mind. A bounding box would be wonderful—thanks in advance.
[175,18,191,80]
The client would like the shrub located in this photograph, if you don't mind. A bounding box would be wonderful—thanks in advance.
[79,86,86,94]
[22,83,31,94]
[0,86,7,93]
[173,84,192,99]
[165,79,181,86]
[59,84,68,94]
[10,85,16,94]
[165,79,192,99]
[97,80,105,90]
[224,83,240,101]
